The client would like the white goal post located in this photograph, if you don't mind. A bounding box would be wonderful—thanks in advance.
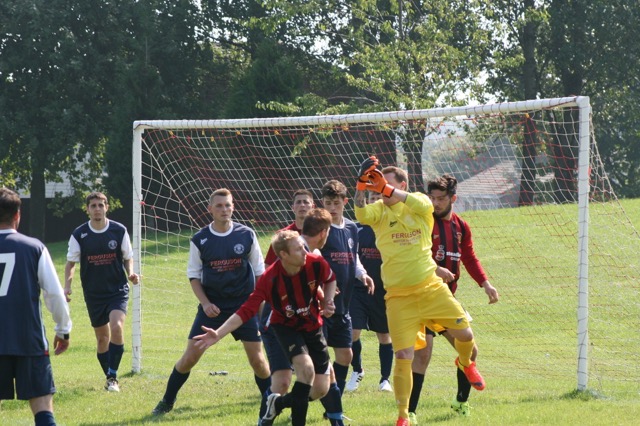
[131,96,639,397]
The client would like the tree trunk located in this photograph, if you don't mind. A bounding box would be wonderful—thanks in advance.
[519,0,539,205]
[29,160,47,241]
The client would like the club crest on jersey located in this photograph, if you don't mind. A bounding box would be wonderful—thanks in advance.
[435,245,445,262]
[456,232,463,244]
[108,240,117,250]
[234,244,244,254]
[348,238,354,249]
[308,280,317,291]
[285,305,295,317]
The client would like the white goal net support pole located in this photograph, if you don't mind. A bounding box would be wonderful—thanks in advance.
[131,96,639,396]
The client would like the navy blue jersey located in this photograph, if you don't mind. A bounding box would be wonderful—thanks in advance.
[320,218,359,314]
[356,223,386,299]
[0,230,71,356]
[67,220,131,304]
[188,222,264,310]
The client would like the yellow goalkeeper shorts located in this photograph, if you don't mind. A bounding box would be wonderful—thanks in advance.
[385,274,469,352]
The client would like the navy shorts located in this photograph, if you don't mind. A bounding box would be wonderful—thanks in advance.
[271,324,330,375]
[189,304,261,342]
[86,295,129,328]
[262,327,293,372]
[0,355,55,400]
[349,286,389,333]
[322,313,353,349]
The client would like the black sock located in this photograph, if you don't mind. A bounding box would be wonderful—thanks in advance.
[333,362,349,394]
[351,339,362,372]
[107,342,124,378]
[456,367,471,402]
[163,366,190,404]
[320,381,343,422]
[379,342,394,380]
[281,381,311,426]
[408,372,425,413]
[34,411,56,426]
[97,351,109,376]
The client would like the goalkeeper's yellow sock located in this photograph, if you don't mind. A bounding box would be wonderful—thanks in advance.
[454,338,475,368]
[393,358,413,419]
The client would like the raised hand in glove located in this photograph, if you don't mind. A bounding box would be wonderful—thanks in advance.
[357,156,379,190]
[366,169,395,198]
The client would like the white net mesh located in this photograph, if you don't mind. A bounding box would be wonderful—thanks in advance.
[133,98,639,397]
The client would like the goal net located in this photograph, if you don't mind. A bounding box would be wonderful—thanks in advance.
[132,96,639,398]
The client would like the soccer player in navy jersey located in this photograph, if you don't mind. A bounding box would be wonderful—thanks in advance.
[152,188,271,416]
[64,192,138,393]
[408,174,499,422]
[347,190,394,393]
[319,180,374,398]
[355,159,486,426]
[193,229,337,426]
[0,188,72,426]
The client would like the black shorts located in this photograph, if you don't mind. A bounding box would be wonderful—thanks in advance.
[86,295,129,328]
[189,304,261,342]
[322,313,353,349]
[262,327,293,372]
[271,325,330,375]
[0,355,55,400]
[349,286,389,333]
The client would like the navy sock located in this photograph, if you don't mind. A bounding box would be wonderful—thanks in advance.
[333,362,349,394]
[108,342,124,378]
[97,351,109,377]
[351,339,362,372]
[320,381,343,423]
[408,372,425,413]
[379,342,394,380]
[456,367,471,402]
[163,366,190,404]
[34,411,56,426]
[255,375,271,418]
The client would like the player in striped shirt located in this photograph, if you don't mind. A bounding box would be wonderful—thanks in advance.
[0,188,72,426]
[354,158,486,426]
[193,229,337,426]
[408,174,499,421]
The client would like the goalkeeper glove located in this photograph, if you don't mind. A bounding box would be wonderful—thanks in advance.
[357,156,379,191]
[366,169,395,197]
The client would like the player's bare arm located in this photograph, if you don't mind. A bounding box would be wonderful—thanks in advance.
[481,280,499,304]
[125,258,140,284]
[193,313,244,350]
[189,278,220,318]
[64,261,76,302]
[355,190,367,208]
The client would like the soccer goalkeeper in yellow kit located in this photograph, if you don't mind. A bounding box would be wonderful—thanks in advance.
[353,157,485,426]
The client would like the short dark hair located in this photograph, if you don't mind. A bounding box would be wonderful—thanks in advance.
[292,189,314,202]
[86,191,108,206]
[302,208,332,237]
[321,180,347,199]
[426,174,457,196]
[0,188,21,224]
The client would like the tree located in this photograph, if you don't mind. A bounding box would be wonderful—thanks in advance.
[0,0,116,239]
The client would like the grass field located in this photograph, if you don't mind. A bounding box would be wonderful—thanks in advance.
[1,199,639,425]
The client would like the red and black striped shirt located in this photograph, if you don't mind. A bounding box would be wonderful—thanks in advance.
[236,252,335,332]
[431,212,488,294]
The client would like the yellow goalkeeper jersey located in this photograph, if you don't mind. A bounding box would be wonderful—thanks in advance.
[355,192,437,289]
